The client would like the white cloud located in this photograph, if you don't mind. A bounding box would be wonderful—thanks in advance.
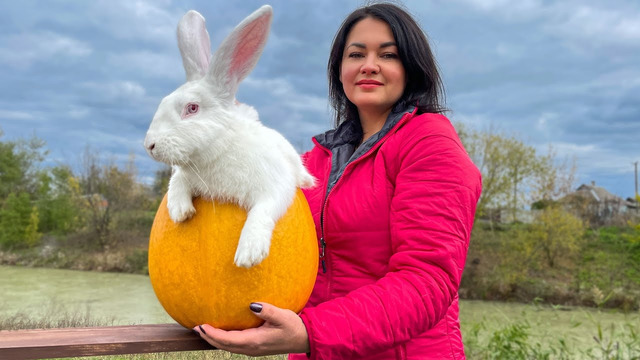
[68,106,91,119]
[80,80,147,102]
[113,81,147,99]
[108,51,182,80]
[548,5,640,47]
[495,42,525,60]
[451,0,640,49]
[552,141,636,175]
[435,42,497,76]
[90,0,178,45]
[243,77,328,113]
[586,67,640,91]
[536,112,557,133]
[0,110,36,121]
[0,31,92,69]
[267,31,304,50]
[457,0,543,15]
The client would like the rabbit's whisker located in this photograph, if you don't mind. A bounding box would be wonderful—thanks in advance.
[186,159,216,215]
[186,159,210,194]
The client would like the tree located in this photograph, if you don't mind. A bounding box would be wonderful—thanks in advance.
[0,130,46,249]
[531,145,576,204]
[458,125,541,223]
[79,148,146,249]
[457,125,509,220]
[502,136,537,222]
[0,192,41,249]
[0,141,22,199]
[0,130,47,200]
[36,165,83,235]
[530,206,584,268]
[622,194,640,267]
[152,165,171,198]
[457,123,580,227]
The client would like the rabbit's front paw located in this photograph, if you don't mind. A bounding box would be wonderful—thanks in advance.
[234,232,270,268]
[167,197,196,223]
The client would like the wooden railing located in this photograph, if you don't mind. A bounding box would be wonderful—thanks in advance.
[0,323,214,360]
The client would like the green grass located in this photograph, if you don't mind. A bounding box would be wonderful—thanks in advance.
[460,300,640,359]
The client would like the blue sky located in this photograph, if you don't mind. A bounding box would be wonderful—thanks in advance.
[0,0,638,198]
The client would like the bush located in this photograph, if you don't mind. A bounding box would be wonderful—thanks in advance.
[36,166,84,235]
[463,318,639,359]
[0,192,41,249]
[462,218,640,310]
[125,249,149,274]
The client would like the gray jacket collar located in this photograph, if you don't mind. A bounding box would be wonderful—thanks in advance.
[314,105,416,195]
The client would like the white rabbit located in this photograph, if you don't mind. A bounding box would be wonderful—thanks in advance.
[144,5,315,268]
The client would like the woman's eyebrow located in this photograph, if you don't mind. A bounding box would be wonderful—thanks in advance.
[346,42,366,49]
[346,41,397,49]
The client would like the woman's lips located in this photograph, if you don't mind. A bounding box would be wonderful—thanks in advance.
[356,79,383,89]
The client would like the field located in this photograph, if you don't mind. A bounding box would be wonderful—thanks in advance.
[2,299,638,360]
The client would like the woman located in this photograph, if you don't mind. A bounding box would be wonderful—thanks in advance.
[194,3,482,359]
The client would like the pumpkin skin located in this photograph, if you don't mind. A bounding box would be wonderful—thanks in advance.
[148,189,318,330]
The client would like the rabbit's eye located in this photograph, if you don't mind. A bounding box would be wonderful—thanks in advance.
[181,103,199,119]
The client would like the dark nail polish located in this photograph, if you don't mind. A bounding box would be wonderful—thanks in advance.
[250,303,263,313]
[198,325,207,335]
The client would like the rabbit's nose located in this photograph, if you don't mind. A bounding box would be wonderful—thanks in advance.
[144,139,155,153]
[144,135,156,153]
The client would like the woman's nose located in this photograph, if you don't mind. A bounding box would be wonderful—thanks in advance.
[360,56,379,74]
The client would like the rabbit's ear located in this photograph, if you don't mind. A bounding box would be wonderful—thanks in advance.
[207,5,272,101]
[177,10,212,82]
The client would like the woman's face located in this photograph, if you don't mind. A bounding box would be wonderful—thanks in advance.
[340,17,406,117]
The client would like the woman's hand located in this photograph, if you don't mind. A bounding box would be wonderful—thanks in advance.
[193,302,310,356]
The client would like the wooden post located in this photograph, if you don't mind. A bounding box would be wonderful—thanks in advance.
[634,161,639,214]
[0,324,214,360]
[635,161,638,196]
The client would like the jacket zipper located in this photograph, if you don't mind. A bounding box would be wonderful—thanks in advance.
[320,237,327,273]
[317,140,331,274]
[319,187,332,274]
[316,112,413,276]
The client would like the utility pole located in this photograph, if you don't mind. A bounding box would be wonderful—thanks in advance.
[634,161,639,213]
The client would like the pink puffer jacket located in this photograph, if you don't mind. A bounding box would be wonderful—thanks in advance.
[289,107,482,360]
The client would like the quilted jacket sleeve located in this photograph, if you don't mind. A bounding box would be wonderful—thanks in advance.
[299,123,482,359]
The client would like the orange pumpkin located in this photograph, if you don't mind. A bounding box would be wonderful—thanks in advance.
[148,189,318,330]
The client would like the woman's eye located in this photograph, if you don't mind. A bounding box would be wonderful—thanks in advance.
[381,53,398,59]
[348,52,364,58]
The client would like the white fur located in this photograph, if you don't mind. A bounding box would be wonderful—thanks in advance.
[144,5,315,268]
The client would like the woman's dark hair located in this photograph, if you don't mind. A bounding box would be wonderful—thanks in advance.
[328,2,446,127]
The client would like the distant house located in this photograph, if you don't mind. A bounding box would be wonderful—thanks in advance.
[560,182,636,226]
[477,183,637,226]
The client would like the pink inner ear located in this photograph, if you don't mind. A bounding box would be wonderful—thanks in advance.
[230,17,267,79]
[198,25,212,73]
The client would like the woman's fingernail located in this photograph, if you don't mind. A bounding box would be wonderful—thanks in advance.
[198,325,207,335]
[250,303,263,313]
